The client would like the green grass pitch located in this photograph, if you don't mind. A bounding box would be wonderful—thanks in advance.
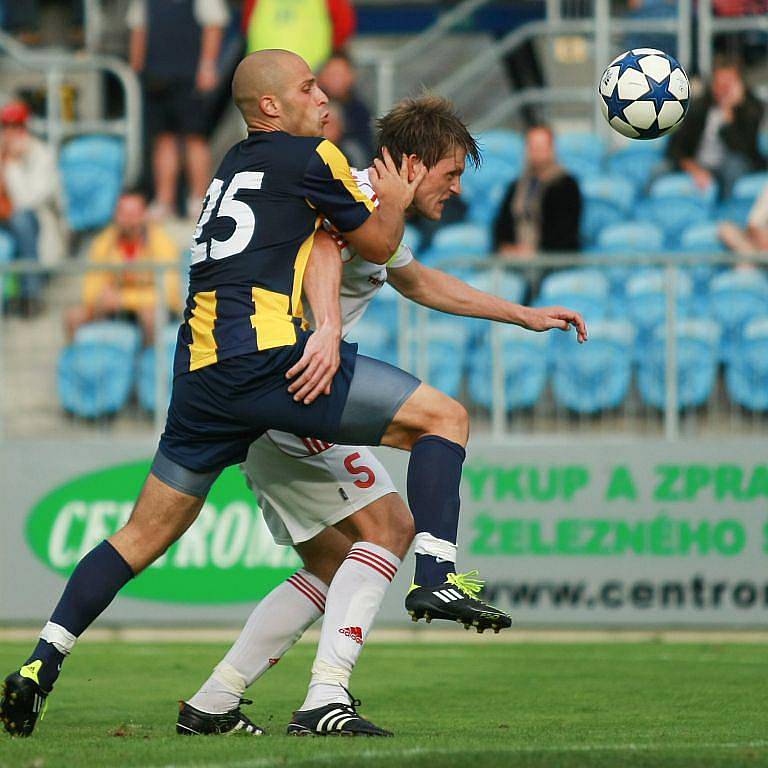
[0,640,766,767]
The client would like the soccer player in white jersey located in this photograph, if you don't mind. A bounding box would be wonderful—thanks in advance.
[177,95,587,738]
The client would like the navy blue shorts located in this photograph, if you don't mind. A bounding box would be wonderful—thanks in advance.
[158,331,357,474]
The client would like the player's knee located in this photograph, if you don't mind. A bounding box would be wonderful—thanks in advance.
[422,395,468,447]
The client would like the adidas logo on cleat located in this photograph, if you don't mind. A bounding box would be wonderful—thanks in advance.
[338,626,363,645]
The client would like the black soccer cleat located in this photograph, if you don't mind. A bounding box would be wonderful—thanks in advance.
[176,698,264,736]
[287,689,392,737]
[1,666,49,738]
[405,570,512,633]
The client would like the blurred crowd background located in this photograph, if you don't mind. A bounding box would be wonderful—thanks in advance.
[1,0,768,440]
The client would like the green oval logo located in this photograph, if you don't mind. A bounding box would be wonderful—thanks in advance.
[26,460,300,604]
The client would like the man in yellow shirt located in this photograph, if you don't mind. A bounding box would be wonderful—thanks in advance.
[65,190,181,345]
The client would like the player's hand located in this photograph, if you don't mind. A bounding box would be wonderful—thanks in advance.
[369,147,427,212]
[196,62,217,92]
[285,324,342,404]
[520,306,588,343]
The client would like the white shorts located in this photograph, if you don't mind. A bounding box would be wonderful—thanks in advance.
[241,430,398,546]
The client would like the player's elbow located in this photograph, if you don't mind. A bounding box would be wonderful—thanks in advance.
[356,242,391,265]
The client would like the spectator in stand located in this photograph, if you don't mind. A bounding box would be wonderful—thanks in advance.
[323,101,368,170]
[0,100,61,317]
[242,0,356,73]
[718,183,768,266]
[318,52,373,160]
[493,125,581,265]
[65,191,181,345]
[665,58,765,199]
[128,0,229,219]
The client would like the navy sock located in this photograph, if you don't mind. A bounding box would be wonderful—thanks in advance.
[406,435,465,587]
[25,540,134,691]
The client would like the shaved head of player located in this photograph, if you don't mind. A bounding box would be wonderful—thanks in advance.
[232,49,329,137]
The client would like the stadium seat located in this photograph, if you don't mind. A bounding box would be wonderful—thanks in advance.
[625,268,693,343]
[606,144,664,188]
[552,319,635,413]
[580,197,625,246]
[409,318,469,398]
[467,178,508,226]
[731,172,768,202]
[559,155,603,184]
[0,230,16,302]
[635,196,712,247]
[59,136,125,231]
[637,320,721,410]
[726,316,768,411]
[464,266,526,303]
[59,320,141,418]
[580,176,637,211]
[468,323,549,411]
[137,325,179,412]
[460,160,516,205]
[421,223,492,266]
[364,282,401,329]
[403,223,423,255]
[555,132,608,166]
[594,223,665,292]
[677,222,726,290]
[345,317,398,366]
[708,269,768,359]
[715,197,753,226]
[649,172,718,203]
[476,130,524,167]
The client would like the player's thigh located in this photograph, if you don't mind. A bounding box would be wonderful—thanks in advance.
[334,492,414,559]
[244,434,398,548]
[110,472,206,574]
[294,528,354,586]
[380,382,469,449]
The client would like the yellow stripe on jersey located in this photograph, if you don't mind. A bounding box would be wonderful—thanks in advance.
[315,140,376,212]
[290,226,318,320]
[188,290,218,371]
[251,287,297,350]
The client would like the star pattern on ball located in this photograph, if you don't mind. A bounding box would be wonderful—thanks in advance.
[640,73,680,113]
[614,50,646,76]
[602,85,634,122]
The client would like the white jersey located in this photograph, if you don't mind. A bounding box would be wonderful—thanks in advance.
[304,168,414,337]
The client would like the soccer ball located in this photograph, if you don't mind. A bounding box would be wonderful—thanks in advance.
[599,49,690,140]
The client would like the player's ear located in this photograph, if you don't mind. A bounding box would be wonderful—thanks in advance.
[407,155,423,182]
[260,94,280,119]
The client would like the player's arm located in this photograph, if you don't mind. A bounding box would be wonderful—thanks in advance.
[285,229,343,404]
[387,259,588,343]
[344,149,426,265]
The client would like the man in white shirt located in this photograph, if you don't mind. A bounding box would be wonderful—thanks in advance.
[719,183,768,263]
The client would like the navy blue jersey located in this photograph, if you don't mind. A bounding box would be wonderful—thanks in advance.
[174,131,374,376]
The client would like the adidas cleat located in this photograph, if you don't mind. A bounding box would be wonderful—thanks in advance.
[287,690,392,737]
[176,698,264,736]
[405,570,512,633]
[1,667,48,738]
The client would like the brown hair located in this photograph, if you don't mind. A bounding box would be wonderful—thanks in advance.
[376,94,481,169]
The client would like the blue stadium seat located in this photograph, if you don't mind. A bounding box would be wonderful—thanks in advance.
[552,319,635,413]
[345,317,398,366]
[468,324,549,411]
[460,160,516,203]
[410,319,469,398]
[731,172,768,202]
[421,223,492,266]
[0,230,16,301]
[715,197,753,226]
[476,130,524,167]
[580,197,625,246]
[59,136,125,231]
[625,269,693,345]
[677,222,726,289]
[137,325,179,412]
[58,343,136,418]
[596,222,665,252]
[606,145,664,188]
[580,176,637,211]
[560,155,603,184]
[650,172,718,203]
[58,320,141,418]
[708,269,768,359]
[635,196,712,246]
[403,223,423,255]
[637,320,721,410]
[467,178,508,226]
[555,132,608,166]
[364,282,400,329]
[726,316,768,411]
[464,266,526,303]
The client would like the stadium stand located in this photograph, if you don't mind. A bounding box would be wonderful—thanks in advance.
[726,316,768,412]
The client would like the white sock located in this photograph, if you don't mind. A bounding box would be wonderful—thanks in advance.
[413,532,457,565]
[300,542,400,711]
[187,569,327,714]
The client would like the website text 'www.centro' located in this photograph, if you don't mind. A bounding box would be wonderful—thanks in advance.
[485,577,768,611]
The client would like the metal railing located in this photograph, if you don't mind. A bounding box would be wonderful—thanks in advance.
[0,29,142,185]
[2,250,767,445]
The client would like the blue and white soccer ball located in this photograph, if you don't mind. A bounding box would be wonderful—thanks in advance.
[599,49,690,140]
